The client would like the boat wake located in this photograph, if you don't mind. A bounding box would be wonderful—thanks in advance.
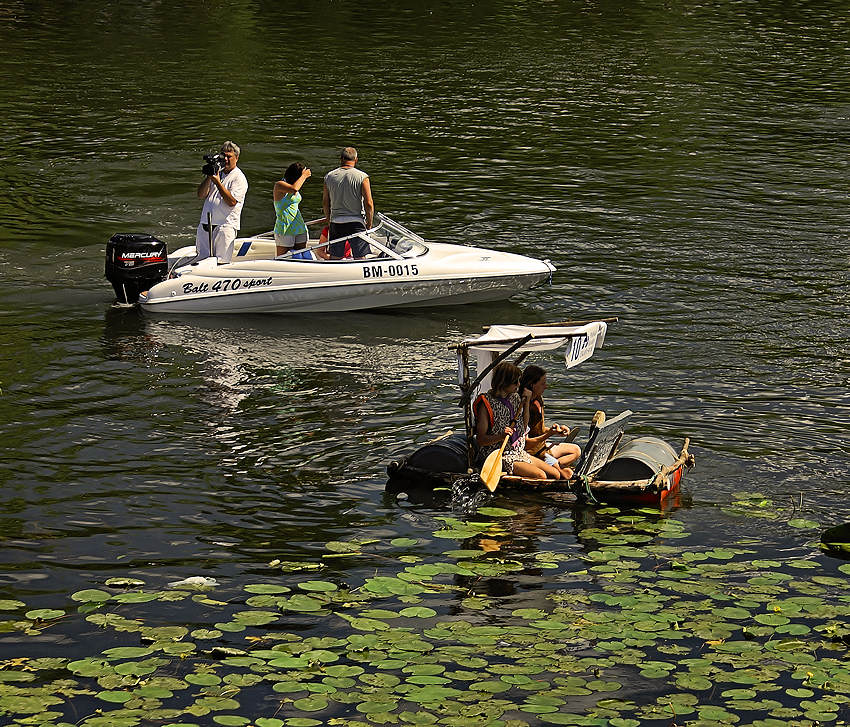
[386,471,491,513]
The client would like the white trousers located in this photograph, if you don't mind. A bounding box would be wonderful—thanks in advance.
[195,224,237,262]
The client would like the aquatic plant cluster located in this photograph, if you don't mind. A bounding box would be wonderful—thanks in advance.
[0,500,849,727]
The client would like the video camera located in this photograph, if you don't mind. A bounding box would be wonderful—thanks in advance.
[202,152,226,177]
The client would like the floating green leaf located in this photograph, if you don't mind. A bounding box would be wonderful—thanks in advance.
[399,606,437,618]
[324,541,361,553]
[96,690,133,703]
[364,576,426,596]
[292,696,328,711]
[476,507,517,517]
[675,675,712,690]
[112,591,160,603]
[283,594,326,612]
[24,609,64,621]
[244,584,290,594]
[104,577,146,587]
[788,518,819,530]
[71,589,112,603]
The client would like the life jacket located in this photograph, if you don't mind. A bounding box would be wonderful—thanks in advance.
[526,399,547,456]
[473,394,495,431]
[529,399,544,433]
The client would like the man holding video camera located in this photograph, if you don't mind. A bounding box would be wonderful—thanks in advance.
[196,140,248,262]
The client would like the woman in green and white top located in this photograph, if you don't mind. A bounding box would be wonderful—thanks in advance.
[273,162,312,257]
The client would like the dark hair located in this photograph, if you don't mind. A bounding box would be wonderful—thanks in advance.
[283,162,306,184]
[520,365,546,428]
[489,361,522,394]
[519,365,546,397]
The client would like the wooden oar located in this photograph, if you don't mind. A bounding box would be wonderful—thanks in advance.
[480,432,511,493]
[480,417,519,493]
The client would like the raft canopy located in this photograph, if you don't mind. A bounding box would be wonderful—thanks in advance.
[462,321,608,369]
[457,321,611,399]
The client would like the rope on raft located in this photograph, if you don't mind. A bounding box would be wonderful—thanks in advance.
[649,437,695,490]
[573,474,598,504]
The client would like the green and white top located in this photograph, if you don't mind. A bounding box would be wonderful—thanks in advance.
[274,191,307,236]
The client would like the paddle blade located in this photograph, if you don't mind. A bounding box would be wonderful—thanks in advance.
[480,435,509,493]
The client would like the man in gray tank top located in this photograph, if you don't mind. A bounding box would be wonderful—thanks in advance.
[322,147,375,259]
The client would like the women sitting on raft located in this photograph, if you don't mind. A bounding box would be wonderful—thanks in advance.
[474,361,569,480]
[519,364,581,478]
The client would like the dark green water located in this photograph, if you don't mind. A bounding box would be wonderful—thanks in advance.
[0,2,848,726]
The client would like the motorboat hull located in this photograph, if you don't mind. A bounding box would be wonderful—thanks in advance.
[136,216,555,314]
[139,265,552,314]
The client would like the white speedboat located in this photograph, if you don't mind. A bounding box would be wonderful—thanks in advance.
[106,214,555,314]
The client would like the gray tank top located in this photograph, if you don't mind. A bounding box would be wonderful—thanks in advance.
[325,166,368,223]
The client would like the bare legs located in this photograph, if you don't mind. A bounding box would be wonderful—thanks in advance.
[512,455,569,480]
[550,442,581,472]
[275,242,308,258]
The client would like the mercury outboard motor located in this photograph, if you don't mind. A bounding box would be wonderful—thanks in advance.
[105,233,168,304]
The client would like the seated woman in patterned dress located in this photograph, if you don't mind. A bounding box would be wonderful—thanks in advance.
[473,361,565,480]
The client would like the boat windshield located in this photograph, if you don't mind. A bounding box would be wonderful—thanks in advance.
[365,214,428,259]
[276,214,428,262]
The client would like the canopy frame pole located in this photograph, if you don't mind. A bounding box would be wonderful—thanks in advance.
[459,334,533,405]
[457,334,533,471]
[459,346,475,470]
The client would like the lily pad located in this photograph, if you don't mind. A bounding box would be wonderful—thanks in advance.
[96,690,133,703]
[71,589,112,603]
[399,606,437,618]
[788,518,818,530]
[104,577,147,587]
[292,696,329,711]
[284,595,327,612]
[364,576,426,596]
[325,541,361,553]
[675,675,712,690]
[476,507,518,517]
[244,584,290,594]
[24,609,64,621]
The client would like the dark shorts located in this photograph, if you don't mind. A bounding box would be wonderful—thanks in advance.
[328,220,370,258]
